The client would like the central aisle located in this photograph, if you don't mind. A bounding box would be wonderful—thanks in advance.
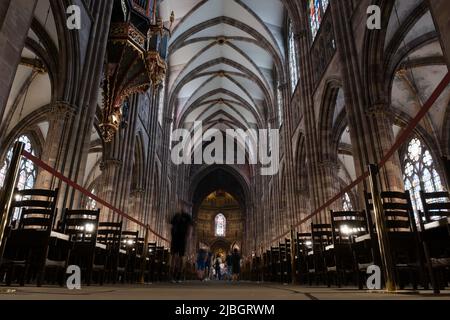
[1,282,450,300]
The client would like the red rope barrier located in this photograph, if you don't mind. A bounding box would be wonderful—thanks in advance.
[21,150,170,244]
[270,71,450,245]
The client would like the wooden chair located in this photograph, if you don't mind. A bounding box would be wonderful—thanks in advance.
[350,193,382,289]
[97,222,125,283]
[162,248,170,281]
[1,188,67,286]
[294,233,312,284]
[326,210,367,287]
[365,191,426,290]
[420,191,450,223]
[306,223,332,285]
[418,190,450,293]
[62,209,103,285]
[135,237,150,282]
[148,242,157,282]
[280,239,292,284]
[270,246,280,282]
[121,230,139,282]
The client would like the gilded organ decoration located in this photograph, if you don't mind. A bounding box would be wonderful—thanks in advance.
[100,0,173,142]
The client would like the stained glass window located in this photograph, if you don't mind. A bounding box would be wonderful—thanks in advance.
[403,138,443,212]
[342,192,353,211]
[288,22,299,92]
[308,0,330,41]
[0,135,37,191]
[215,213,226,237]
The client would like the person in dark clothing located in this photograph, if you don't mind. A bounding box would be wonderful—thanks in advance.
[226,252,233,281]
[205,251,212,280]
[196,248,207,280]
[214,255,222,280]
[231,248,241,281]
[169,201,193,283]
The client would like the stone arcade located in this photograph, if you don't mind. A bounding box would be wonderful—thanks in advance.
[0,0,449,300]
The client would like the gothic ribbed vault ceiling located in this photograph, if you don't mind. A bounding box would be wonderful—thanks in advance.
[160,0,285,138]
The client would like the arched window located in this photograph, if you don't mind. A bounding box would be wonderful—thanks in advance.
[342,192,354,211]
[0,135,37,190]
[277,84,283,125]
[403,138,443,211]
[308,0,330,41]
[86,188,97,211]
[215,213,226,237]
[288,22,299,92]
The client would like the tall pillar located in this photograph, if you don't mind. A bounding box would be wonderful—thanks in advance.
[330,0,404,195]
[0,0,38,128]
[294,15,329,224]
[35,102,77,191]
[319,160,341,214]
[428,0,450,68]
[366,104,404,191]
[98,159,122,222]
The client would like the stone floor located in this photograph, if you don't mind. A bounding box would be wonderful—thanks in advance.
[1,281,450,300]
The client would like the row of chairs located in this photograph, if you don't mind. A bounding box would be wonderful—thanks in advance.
[261,190,450,291]
[0,188,170,286]
[260,240,292,283]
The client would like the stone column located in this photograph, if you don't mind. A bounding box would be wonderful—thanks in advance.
[293,13,329,225]
[330,0,404,197]
[129,189,145,233]
[35,102,77,190]
[98,159,122,222]
[318,160,341,215]
[428,0,450,67]
[0,0,38,126]
[366,104,404,191]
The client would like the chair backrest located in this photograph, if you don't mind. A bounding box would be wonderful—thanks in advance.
[62,209,100,244]
[97,221,123,249]
[366,191,416,233]
[296,232,312,254]
[13,188,59,232]
[420,190,450,222]
[310,223,332,252]
[148,242,157,257]
[330,210,368,243]
[121,230,139,251]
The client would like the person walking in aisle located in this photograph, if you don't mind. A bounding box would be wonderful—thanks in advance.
[231,248,241,282]
[169,200,193,283]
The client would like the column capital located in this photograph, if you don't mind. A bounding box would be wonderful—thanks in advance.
[49,101,78,120]
[278,82,288,90]
[294,30,308,40]
[130,188,145,197]
[100,158,122,171]
[367,103,389,116]
[317,159,340,170]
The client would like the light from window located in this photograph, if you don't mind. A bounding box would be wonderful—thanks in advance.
[342,192,353,211]
[403,138,443,211]
[215,213,226,237]
[308,0,330,41]
[0,135,37,190]
[86,188,97,210]
[288,22,299,92]
[277,85,283,125]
